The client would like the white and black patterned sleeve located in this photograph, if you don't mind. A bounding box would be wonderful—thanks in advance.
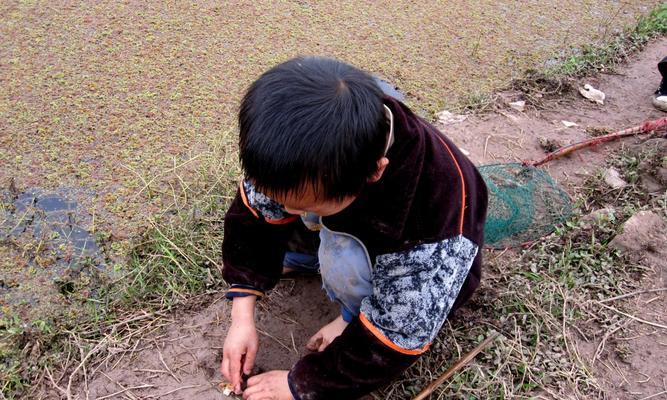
[359,235,479,352]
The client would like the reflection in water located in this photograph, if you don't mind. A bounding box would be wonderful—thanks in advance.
[374,76,405,101]
[0,187,106,308]
[3,188,103,260]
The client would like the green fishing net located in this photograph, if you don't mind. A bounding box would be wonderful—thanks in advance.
[479,163,572,249]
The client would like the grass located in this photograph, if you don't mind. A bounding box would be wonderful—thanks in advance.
[0,134,239,399]
[553,4,667,77]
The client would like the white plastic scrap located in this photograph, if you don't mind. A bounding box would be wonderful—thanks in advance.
[437,110,468,126]
[219,382,235,396]
[561,120,578,128]
[579,84,605,105]
[508,100,526,112]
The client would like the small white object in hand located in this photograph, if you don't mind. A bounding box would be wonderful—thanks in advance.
[219,382,235,396]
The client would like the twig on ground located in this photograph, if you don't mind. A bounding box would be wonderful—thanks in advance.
[101,371,147,400]
[45,365,68,398]
[155,341,181,383]
[290,331,298,355]
[640,390,667,400]
[134,368,171,374]
[596,302,667,330]
[97,384,154,400]
[599,287,667,303]
[61,335,109,399]
[413,332,500,400]
[592,319,632,365]
[256,328,292,353]
[147,384,201,398]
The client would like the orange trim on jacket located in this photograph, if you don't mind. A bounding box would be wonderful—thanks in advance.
[359,313,431,355]
[435,136,466,235]
[266,215,299,225]
[227,287,264,297]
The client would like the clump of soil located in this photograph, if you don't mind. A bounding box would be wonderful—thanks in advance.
[538,137,563,152]
[630,138,667,193]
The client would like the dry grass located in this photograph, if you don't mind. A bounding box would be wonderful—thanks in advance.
[0,132,238,398]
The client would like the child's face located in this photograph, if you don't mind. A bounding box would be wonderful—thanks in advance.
[269,185,357,217]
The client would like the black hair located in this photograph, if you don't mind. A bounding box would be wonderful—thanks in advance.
[238,56,388,201]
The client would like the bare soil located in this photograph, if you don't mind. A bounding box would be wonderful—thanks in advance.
[51,39,667,400]
[68,277,336,400]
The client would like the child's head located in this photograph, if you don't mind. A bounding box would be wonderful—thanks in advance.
[238,57,390,216]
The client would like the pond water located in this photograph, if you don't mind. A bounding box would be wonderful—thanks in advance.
[0,186,106,312]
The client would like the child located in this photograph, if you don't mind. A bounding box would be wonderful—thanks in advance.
[220,57,488,400]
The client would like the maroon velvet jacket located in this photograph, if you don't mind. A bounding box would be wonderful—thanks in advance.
[222,97,488,399]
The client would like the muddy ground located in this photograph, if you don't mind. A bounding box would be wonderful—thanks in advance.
[41,38,667,400]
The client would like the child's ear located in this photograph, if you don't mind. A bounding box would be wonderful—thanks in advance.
[368,157,389,183]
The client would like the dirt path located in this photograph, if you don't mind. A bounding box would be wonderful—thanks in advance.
[50,38,667,400]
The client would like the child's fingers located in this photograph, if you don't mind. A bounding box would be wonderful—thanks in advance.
[230,353,243,392]
[242,347,256,375]
[221,356,230,381]
[246,372,263,386]
[317,339,329,352]
[243,377,263,400]
[243,384,267,400]
[306,332,322,351]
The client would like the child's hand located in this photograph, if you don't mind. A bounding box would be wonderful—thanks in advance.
[243,370,293,400]
[306,315,348,352]
[222,297,259,394]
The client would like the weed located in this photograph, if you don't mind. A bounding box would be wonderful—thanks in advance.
[456,91,498,115]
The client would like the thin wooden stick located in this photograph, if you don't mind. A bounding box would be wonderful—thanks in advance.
[596,302,667,330]
[599,287,667,303]
[529,117,667,167]
[413,332,500,400]
[96,384,154,400]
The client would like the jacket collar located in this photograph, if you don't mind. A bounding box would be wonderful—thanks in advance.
[322,97,425,251]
